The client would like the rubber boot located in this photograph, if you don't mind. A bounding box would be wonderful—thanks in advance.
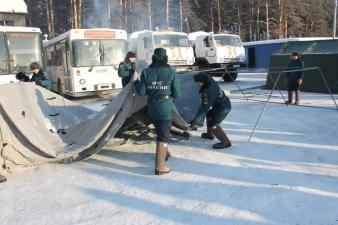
[165,150,171,161]
[201,128,215,140]
[0,174,7,183]
[211,125,232,149]
[155,142,171,175]
[295,90,300,105]
[286,91,293,104]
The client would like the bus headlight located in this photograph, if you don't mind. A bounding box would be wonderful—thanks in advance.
[79,79,86,85]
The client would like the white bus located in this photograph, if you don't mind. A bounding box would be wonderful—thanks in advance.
[0,26,43,84]
[44,29,127,97]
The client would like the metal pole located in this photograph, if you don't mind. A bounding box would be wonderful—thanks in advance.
[249,71,283,141]
[317,68,338,111]
[334,0,337,39]
[267,72,287,103]
[222,68,249,101]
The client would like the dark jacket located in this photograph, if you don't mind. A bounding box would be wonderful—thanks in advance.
[286,59,304,82]
[118,59,136,87]
[193,73,231,126]
[134,61,180,121]
[30,70,47,83]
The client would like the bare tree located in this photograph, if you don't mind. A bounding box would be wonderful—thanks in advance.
[45,0,54,37]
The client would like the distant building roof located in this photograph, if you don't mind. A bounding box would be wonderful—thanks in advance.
[0,0,28,14]
[243,37,332,47]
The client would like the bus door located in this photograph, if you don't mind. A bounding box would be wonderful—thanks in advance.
[61,42,72,94]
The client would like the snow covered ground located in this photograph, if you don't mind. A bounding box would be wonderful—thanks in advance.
[1,73,338,225]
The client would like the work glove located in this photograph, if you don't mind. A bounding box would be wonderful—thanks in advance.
[16,72,30,82]
[189,120,198,131]
[35,80,42,86]
[129,68,135,75]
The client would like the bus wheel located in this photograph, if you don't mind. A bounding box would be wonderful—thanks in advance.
[223,69,238,82]
[57,80,65,96]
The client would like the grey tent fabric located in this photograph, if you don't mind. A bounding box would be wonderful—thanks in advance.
[0,82,136,168]
[0,72,200,169]
[174,72,201,124]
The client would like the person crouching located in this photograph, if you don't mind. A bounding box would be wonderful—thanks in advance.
[190,72,232,149]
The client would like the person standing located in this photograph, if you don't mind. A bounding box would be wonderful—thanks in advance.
[118,51,137,87]
[190,72,232,149]
[285,52,305,105]
[134,48,180,175]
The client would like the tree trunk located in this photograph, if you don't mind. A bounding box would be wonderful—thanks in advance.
[77,0,83,28]
[278,0,284,39]
[179,0,183,32]
[46,0,54,37]
[265,0,269,40]
[148,0,152,30]
[237,3,241,36]
[216,0,221,32]
[256,2,260,40]
[249,0,254,41]
[166,0,170,28]
[210,6,214,32]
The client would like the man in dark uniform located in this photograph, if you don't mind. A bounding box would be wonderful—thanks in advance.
[134,48,180,175]
[16,62,51,90]
[118,51,137,87]
[29,62,48,85]
[190,72,232,149]
[285,52,304,105]
[0,173,6,183]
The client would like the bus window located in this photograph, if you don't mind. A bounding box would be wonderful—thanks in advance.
[7,32,42,73]
[72,39,126,67]
[101,40,126,65]
[55,44,63,66]
[72,40,100,67]
[0,33,8,74]
[46,46,54,66]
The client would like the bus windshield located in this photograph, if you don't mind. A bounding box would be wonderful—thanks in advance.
[0,33,8,74]
[72,39,126,67]
[154,34,190,48]
[7,32,43,73]
[214,35,242,47]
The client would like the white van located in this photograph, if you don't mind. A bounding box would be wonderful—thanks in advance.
[189,32,246,81]
[128,30,195,70]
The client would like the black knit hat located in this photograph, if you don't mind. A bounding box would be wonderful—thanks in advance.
[292,52,299,57]
[152,48,168,65]
[194,72,211,83]
[154,48,167,58]
[30,62,40,70]
[127,51,137,58]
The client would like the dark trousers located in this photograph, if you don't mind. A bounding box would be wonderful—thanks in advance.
[206,98,231,128]
[153,120,172,143]
[288,82,301,104]
[122,76,132,87]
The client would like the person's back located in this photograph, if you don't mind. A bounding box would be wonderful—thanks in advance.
[135,48,180,175]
